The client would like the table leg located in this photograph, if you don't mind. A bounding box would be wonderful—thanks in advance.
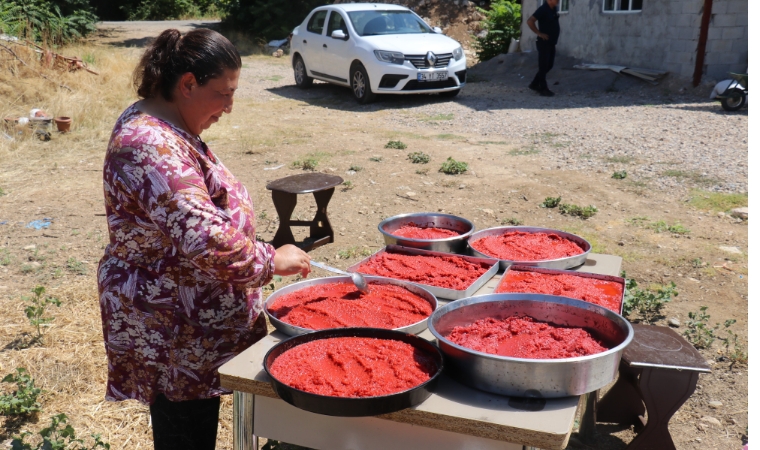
[626,368,699,450]
[233,391,257,450]
[597,362,645,426]
[271,191,297,248]
[310,188,335,244]
[577,391,597,442]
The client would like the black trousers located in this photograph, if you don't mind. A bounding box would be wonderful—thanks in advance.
[150,394,221,450]
[531,41,556,90]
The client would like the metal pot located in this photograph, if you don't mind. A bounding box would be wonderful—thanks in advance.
[265,275,438,336]
[378,212,474,254]
[428,294,634,398]
[467,226,591,270]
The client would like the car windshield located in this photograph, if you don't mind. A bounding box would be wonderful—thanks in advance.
[348,10,433,36]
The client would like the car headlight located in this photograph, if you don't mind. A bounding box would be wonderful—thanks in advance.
[452,46,464,61]
[374,50,405,65]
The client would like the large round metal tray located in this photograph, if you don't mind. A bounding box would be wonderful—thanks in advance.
[263,327,444,417]
[378,212,475,254]
[265,275,438,336]
[428,293,633,398]
[467,226,591,270]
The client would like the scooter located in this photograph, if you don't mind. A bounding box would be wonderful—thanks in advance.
[710,73,748,111]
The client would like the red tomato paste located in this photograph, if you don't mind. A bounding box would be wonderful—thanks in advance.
[471,231,584,261]
[447,316,608,359]
[392,223,460,239]
[268,282,432,330]
[357,252,490,291]
[270,337,438,397]
[496,271,623,312]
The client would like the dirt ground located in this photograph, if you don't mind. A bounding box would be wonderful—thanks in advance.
[0,20,748,450]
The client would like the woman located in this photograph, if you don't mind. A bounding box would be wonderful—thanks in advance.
[97,28,310,449]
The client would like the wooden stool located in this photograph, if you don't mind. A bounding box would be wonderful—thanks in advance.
[597,324,710,450]
[266,173,343,251]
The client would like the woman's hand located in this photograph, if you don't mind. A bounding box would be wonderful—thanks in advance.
[274,244,311,277]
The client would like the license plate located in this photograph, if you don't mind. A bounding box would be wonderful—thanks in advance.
[417,71,448,82]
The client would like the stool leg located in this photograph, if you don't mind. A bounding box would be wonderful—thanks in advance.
[626,368,699,450]
[271,190,297,248]
[597,362,645,426]
[310,188,335,244]
[233,391,257,450]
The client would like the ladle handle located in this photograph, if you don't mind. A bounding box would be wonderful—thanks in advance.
[309,260,348,276]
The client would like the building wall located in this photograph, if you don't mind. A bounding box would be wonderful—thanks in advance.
[519,0,747,82]
[703,0,748,79]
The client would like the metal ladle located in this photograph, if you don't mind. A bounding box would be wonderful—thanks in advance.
[309,260,369,294]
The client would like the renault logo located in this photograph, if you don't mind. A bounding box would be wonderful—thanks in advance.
[426,51,437,67]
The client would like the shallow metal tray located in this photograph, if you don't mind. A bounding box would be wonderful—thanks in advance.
[265,275,438,336]
[467,226,592,270]
[428,294,634,398]
[494,265,626,314]
[377,212,475,254]
[347,245,499,301]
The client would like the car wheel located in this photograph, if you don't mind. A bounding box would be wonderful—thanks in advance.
[439,89,461,98]
[293,55,313,89]
[720,88,746,111]
[350,63,376,104]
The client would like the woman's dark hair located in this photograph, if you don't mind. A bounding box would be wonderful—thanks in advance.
[133,28,241,101]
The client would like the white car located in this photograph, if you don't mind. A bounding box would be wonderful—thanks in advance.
[290,3,467,103]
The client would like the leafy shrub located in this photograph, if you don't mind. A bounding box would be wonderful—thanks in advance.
[559,204,598,219]
[11,413,111,450]
[348,164,363,172]
[622,276,677,324]
[439,157,467,175]
[501,217,523,226]
[474,0,521,62]
[385,140,407,150]
[612,170,627,179]
[407,152,430,164]
[1,368,41,416]
[540,196,561,208]
[0,0,97,44]
[369,156,383,162]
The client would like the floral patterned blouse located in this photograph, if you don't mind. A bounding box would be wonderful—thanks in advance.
[98,104,275,404]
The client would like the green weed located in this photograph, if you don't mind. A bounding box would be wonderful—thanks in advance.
[369,156,383,162]
[559,204,598,219]
[540,196,562,208]
[422,113,454,122]
[501,217,523,226]
[341,181,354,191]
[0,248,12,266]
[439,157,468,175]
[476,140,508,145]
[436,134,465,140]
[348,165,363,172]
[261,75,283,81]
[612,170,627,180]
[66,257,87,275]
[23,286,61,341]
[11,413,111,450]
[337,247,372,259]
[291,152,330,171]
[415,169,429,175]
[0,187,5,196]
[407,152,430,164]
[663,170,715,186]
[622,276,677,324]
[0,368,41,416]
[509,146,540,156]
[689,190,748,212]
[385,140,407,150]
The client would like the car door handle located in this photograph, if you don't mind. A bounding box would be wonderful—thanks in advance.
[303,39,307,44]
[323,44,327,48]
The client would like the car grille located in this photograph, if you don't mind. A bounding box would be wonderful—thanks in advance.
[404,53,453,69]
[402,78,458,90]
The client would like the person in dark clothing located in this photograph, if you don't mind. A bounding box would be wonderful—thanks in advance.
[527,0,560,96]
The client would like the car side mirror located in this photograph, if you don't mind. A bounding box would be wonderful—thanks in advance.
[433,27,443,34]
[331,30,348,40]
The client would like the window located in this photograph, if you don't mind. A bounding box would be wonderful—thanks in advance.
[327,12,348,37]
[603,0,642,12]
[307,10,328,34]
[545,0,569,13]
[348,10,432,36]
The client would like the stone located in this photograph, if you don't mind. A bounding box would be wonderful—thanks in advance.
[405,192,416,197]
[730,207,748,219]
[23,244,36,251]
[718,212,726,217]
[700,416,722,427]
[668,318,681,327]
[718,246,742,254]
[708,401,723,409]
[482,209,495,217]
[28,262,41,269]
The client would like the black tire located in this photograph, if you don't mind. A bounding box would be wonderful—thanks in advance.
[720,88,746,111]
[293,55,313,89]
[439,89,461,98]
[350,63,376,104]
